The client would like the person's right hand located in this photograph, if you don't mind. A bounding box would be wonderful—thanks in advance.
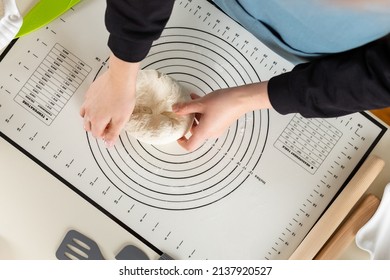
[80,54,140,147]
[172,82,272,151]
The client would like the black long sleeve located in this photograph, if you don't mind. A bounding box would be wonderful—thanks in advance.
[105,1,390,118]
[105,0,175,62]
[268,35,390,118]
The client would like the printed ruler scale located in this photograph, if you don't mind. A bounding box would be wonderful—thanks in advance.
[0,0,386,259]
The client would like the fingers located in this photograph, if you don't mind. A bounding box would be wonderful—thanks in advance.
[172,93,203,115]
[80,96,126,147]
[175,93,210,151]
[177,122,207,152]
[190,93,201,100]
[79,106,85,118]
[84,118,91,132]
[81,111,122,148]
[103,118,127,148]
[178,133,204,152]
[91,118,125,148]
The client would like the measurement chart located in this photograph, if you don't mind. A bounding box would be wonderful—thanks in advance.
[274,115,343,174]
[14,43,91,125]
[0,0,386,259]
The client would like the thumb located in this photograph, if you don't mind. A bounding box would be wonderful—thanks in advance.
[177,126,205,152]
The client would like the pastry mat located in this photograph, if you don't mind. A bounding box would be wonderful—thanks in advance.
[0,0,386,259]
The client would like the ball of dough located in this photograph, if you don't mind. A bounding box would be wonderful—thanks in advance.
[124,69,195,145]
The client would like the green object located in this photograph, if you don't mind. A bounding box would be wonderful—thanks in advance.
[15,0,81,38]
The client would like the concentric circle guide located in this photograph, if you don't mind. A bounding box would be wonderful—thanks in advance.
[87,27,270,210]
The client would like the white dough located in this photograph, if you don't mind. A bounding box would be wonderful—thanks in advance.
[125,69,195,145]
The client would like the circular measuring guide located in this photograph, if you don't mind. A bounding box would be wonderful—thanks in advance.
[86,27,270,210]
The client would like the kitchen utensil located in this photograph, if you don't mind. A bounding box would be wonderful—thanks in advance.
[115,244,149,260]
[56,229,150,260]
[315,193,380,259]
[56,229,105,260]
[289,155,385,260]
[15,0,81,38]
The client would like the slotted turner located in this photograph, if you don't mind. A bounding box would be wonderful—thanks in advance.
[56,229,149,260]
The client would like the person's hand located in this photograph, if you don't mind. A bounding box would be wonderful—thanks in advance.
[172,82,271,151]
[80,54,139,147]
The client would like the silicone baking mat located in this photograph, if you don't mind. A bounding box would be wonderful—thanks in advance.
[0,0,386,259]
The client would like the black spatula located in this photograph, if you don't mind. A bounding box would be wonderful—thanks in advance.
[56,229,149,260]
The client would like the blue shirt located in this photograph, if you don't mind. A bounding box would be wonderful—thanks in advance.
[213,0,390,62]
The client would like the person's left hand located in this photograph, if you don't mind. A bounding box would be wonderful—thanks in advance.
[79,54,139,147]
